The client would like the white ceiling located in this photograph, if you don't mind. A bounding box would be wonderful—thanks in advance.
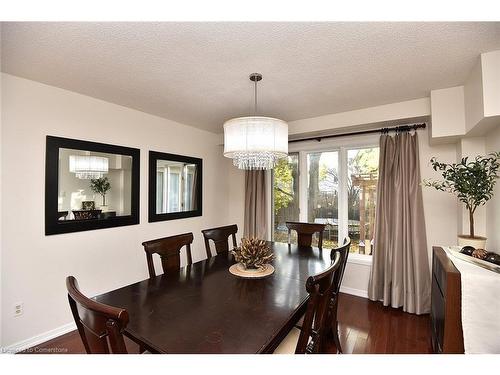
[2,22,500,133]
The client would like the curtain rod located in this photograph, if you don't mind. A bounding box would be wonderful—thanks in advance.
[288,123,427,143]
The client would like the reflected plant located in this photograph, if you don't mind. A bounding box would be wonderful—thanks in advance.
[90,177,111,206]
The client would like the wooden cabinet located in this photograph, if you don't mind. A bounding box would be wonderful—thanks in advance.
[431,246,464,353]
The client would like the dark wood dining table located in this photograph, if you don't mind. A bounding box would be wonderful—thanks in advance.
[95,241,331,353]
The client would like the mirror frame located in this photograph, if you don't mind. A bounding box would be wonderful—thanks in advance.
[45,135,140,235]
[148,150,203,222]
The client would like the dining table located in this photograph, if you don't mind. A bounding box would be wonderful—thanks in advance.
[95,241,332,354]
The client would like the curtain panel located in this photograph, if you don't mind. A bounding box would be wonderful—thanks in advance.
[368,132,431,315]
[244,170,268,239]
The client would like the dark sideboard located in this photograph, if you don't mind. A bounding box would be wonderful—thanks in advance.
[431,246,465,354]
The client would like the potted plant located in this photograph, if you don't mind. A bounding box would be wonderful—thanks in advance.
[90,177,111,210]
[424,152,500,249]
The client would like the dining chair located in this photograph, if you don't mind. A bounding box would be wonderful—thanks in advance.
[142,232,194,278]
[201,224,238,258]
[274,251,341,354]
[66,276,137,354]
[285,221,326,249]
[328,237,351,353]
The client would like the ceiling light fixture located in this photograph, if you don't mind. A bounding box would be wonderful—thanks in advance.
[69,154,109,179]
[223,73,288,170]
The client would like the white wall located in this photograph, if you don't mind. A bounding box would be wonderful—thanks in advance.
[430,86,466,139]
[1,73,236,347]
[419,128,459,264]
[288,98,430,136]
[486,125,500,251]
[481,51,500,117]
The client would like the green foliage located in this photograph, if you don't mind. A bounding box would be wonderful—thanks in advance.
[273,157,295,214]
[349,148,379,175]
[423,152,500,237]
[90,177,111,197]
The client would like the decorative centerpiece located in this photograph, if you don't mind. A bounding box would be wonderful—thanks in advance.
[229,238,275,278]
[423,152,500,249]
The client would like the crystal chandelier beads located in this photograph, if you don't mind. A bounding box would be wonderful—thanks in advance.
[69,155,109,179]
[223,73,288,170]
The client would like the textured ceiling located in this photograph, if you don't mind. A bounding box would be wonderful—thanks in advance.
[2,22,500,133]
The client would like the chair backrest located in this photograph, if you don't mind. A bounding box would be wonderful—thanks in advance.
[66,276,129,354]
[201,224,238,258]
[142,232,194,278]
[295,251,341,354]
[285,222,326,249]
[331,237,351,295]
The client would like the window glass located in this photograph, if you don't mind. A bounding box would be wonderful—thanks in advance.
[307,152,339,248]
[347,147,379,254]
[168,169,180,212]
[272,153,299,244]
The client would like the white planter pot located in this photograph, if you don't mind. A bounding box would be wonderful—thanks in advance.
[458,235,487,250]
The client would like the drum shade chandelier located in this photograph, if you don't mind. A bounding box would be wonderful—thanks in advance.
[69,154,109,179]
[223,73,288,170]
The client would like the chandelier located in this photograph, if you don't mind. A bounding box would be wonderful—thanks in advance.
[69,154,109,179]
[223,73,288,170]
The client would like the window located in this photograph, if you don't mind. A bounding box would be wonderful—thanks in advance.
[271,142,379,256]
[307,151,339,248]
[167,167,181,212]
[156,171,164,213]
[347,148,379,254]
[272,153,299,244]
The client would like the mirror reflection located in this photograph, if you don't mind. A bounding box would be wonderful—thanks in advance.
[58,148,132,221]
[156,160,198,214]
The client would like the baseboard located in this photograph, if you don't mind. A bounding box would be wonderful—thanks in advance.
[340,286,368,299]
[3,322,76,353]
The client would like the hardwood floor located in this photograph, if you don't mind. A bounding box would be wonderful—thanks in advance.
[21,293,432,354]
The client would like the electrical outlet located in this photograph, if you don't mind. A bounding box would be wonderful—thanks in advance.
[14,302,23,317]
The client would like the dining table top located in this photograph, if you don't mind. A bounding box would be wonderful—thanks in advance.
[95,241,332,354]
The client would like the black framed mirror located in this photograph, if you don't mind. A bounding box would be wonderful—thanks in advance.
[45,136,140,235]
[148,151,202,222]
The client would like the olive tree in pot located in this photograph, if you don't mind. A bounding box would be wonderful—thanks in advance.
[424,152,500,249]
[90,177,111,211]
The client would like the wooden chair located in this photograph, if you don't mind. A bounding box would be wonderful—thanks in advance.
[201,224,238,258]
[66,276,131,354]
[274,251,341,354]
[328,237,351,353]
[142,232,193,278]
[285,222,326,249]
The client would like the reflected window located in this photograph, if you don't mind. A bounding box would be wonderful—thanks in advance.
[148,151,202,222]
[156,160,198,214]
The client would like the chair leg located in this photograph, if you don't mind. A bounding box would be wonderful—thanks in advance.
[332,321,343,354]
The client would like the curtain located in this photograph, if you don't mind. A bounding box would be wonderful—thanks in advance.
[368,132,430,315]
[244,170,268,239]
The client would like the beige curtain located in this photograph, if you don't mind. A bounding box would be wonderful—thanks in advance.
[244,170,268,239]
[368,132,430,315]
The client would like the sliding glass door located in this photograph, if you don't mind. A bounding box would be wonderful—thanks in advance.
[272,153,299,244]
[307,151,339,248]
[347,147,379,254]
[271,141,379,257]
